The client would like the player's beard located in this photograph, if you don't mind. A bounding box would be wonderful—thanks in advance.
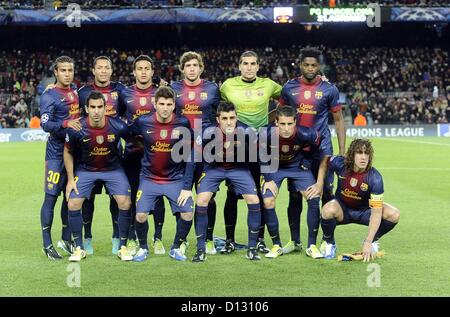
[302,71,318,81]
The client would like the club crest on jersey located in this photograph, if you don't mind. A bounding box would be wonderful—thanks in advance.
[139,97,147,106]
[200,92,208,100]
[171,129,180,139]
[68,92,75,101]
[111,92,118,100]
[257,89,264,97]
[281,145,289,153]
[188,91,196,101]
[350,177,358,187]
[160,129,168,139]
[360,182,368,191]
[304,90,311,100]
[96,135,104,144]
[315,91,323,99]
[107,134,115,143]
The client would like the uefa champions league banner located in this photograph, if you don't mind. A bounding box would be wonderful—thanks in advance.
[11,8,273,24]
[391,7,450,22]
[329,124,450,138]
[1,125,449,143]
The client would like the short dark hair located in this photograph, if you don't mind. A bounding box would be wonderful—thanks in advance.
[86,91,106,107]
[299,47,321,63]
[93,56,112,69]
[53,56,74,71]
[276,106,297,120]
[239,51,259,64]
[155,86,175,103]
[216,101,236,116]
[133,55,154,70]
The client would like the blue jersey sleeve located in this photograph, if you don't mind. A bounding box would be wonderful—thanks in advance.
[40,92,64,134]
[64,128,80,153]
[369,168,384,195]
[328,85,341,113]
[279,84,289,106]
[328,155,345,174]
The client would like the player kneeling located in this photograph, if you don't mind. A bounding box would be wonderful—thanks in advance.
[319,139,400,262]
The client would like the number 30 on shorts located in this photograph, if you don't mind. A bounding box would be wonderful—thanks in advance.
[46,170,60,184]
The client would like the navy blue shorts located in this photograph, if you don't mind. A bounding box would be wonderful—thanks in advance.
[69,168,131,199]
[44,159,67,196]
[334,199,371,226]
[136,178,193,214]
[262,167,315,198]
[197,166,258,196]
[287,160,335,195]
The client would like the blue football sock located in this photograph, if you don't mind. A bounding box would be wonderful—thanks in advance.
[60,198,71,242]
[109,196,119,239]
[153,197,165,241]
[307,197,320,247]
[288,191,302,244]
[118,209,131,248]
[375,220,397,241]
[224,190,238,242]
[82,196,94,239]
[40,193,58,248]
[206,200,216,241]
[264,208,281,245]
[68,209,83,249]
[173,215,192,249]
[135,219,149,250]
[128,206,137,240]
[195,206,208,251]
[247,203,261,248]
[321,217,336,244]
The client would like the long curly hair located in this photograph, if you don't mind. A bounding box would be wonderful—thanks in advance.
[344,138,374,172]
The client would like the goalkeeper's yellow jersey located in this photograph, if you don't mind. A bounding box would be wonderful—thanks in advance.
[220,76,282,129]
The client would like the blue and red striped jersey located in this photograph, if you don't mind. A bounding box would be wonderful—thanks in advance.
[171,79,220,131]
[131,113,194,189]
[78,81,126,118]
[329,155,384,210]
[40,86,80,160]
[65,116,129,172]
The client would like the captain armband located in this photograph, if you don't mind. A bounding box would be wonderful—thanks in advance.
[369,193,383,209]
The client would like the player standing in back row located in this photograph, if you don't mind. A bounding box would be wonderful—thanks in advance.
[171,51,220,255]
[39,56,81,260]
[219,51,282,254]
[279,47,346,258]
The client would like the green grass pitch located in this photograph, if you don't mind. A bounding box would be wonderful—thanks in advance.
[1,137,449,297]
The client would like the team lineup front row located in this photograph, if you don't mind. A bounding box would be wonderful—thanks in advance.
[39,50,400,263]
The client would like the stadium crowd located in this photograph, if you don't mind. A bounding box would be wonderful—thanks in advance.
[0,0,448,9]
[0,46,448,128]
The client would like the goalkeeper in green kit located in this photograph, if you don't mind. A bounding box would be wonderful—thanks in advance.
[215,51,282,254]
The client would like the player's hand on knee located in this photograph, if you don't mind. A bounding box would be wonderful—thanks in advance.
[305,183,322,200]
[66,180,79,201]
[177,190,192,207]
[263,181,278,197]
